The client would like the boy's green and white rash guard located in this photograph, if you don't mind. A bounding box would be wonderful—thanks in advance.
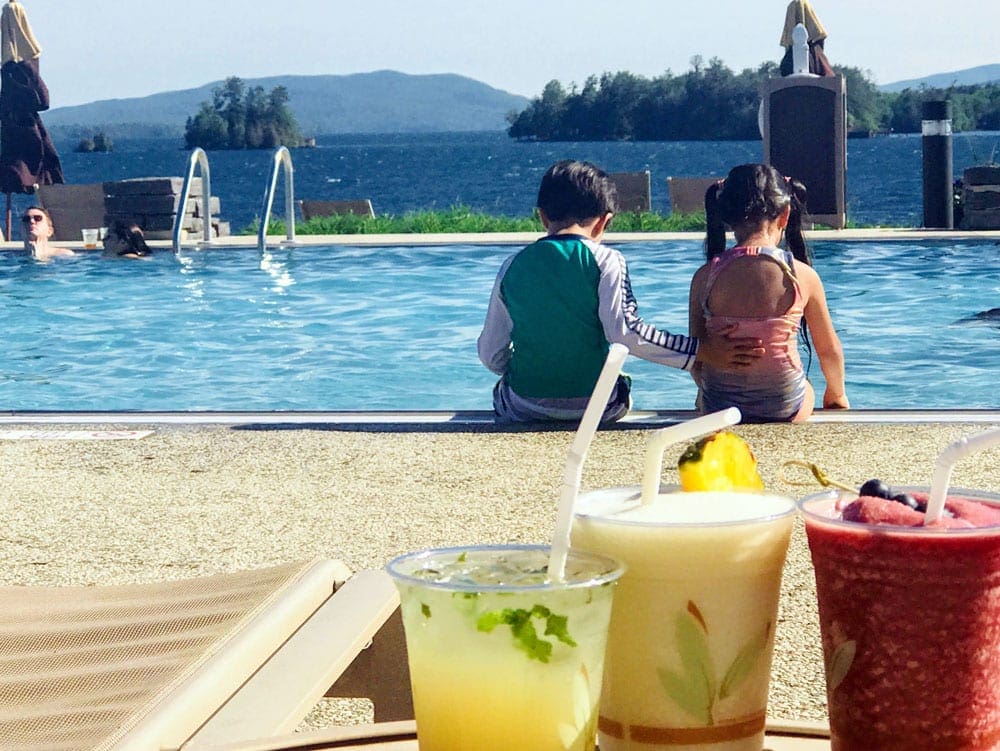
[478,234,698,400]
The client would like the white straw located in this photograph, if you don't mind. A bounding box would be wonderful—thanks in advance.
[640,408,742,505]
[924,428,1000,524]
[548,343,629,582]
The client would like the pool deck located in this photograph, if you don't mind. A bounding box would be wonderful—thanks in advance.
[0,409,997,727]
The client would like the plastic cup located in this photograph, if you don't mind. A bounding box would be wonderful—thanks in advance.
[387,544,624,751]
[799,487,1000,750]
[81,228,99,249]
[571,487,795,751]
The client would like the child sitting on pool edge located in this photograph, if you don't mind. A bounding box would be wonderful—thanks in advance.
[477,159,764,424]
[688,163,849,422]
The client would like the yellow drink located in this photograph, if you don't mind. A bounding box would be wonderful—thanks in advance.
[387,545,623,751]
[572,489,794,751]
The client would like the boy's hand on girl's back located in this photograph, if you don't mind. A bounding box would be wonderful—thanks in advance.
[697,326,765,369]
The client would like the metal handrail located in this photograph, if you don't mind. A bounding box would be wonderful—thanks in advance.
[257,146,296,252]
[172,147,214,253]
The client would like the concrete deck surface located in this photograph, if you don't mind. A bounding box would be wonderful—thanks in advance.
[0,417,997,726]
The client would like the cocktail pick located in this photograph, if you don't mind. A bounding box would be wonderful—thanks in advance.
[548,344,629,583]
[924,428,1000,524]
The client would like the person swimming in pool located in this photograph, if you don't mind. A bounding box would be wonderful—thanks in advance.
[20,206,75,262]
[102,221,153,259]
[688,163,849,422]
[478,159,765,425]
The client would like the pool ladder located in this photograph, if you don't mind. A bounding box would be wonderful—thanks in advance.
[172,147,215,253]
[172,146,298,253]
[258,146,297,252]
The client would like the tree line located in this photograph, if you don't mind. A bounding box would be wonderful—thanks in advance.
[184,77,305,150]
[506,58,1000,141]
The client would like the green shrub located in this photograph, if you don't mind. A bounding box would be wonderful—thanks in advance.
[242,207,709,235]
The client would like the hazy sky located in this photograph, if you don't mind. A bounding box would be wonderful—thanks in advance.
[19,0,1000,108]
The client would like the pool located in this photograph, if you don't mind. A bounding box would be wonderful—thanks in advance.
[0,239,996,412]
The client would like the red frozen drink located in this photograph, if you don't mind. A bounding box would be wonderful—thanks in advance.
[800,487,1000,751]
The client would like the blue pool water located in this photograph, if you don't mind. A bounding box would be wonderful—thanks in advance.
[0,239,997,411]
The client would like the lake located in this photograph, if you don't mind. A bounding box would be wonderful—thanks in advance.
[17,130,1000,237]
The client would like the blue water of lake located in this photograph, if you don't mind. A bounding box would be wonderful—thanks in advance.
[1,238,996,412]
[13,130,1000,236]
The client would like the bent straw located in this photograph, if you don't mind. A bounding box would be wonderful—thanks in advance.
[548,343,629,582]
[924,428,1000,524]
[640,408,742,505]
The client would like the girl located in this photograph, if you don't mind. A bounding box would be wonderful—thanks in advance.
[688,163,848,422]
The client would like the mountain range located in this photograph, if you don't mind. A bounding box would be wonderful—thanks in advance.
[44,65,1000,139]
[44,70,530,139]
[880,63,1000,92]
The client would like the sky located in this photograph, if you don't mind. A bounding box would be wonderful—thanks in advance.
[18,0,1000,109]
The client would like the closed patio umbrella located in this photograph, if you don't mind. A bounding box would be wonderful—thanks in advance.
[0,0,63,239]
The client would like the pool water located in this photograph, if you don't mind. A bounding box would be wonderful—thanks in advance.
[0,240,996,412]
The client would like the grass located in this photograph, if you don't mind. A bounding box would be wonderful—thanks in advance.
[244,207,887,236]
[243,206,711,236]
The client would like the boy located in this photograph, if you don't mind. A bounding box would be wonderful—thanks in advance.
[477,160,762,423]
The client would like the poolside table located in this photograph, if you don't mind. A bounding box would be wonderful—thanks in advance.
[213,719,832,749]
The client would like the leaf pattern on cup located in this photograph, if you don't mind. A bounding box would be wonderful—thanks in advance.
[657,600,772,726]
[558,663,598,751]
[826,639,856,693]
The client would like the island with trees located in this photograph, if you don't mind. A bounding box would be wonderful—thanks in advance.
[507,58,1000,141]
[184,76,306,150]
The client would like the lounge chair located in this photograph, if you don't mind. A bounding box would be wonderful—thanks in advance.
[666,176,718,215]
[37,183,107,241]
[609,171,651,213]
[298,200,375,221]
[0,559,412,751]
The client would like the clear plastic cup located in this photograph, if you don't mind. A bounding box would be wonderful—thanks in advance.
[387,544,624,751]
[799,487,1000,750]
[572,487,795,751]
[81,228,99,249]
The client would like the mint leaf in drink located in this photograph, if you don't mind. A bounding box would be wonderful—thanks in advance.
[421,603,432,618]
[476,605,576,662]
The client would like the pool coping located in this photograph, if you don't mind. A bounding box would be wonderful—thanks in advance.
[4,227,1000,251]
[0,409,996,427]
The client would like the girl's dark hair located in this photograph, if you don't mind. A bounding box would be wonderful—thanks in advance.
[704,164,815,369]
[111,221,151,257]
[537,160,618,226]
[704,164,810,266]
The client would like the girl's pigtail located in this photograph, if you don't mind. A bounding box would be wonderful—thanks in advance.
[704,181,727,259]
[785,178,812,266]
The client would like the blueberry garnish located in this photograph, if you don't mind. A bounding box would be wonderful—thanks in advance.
[891,492,922,512]
[859,479,892,500]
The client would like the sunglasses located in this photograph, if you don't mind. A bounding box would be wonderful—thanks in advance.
[21,214,46,224]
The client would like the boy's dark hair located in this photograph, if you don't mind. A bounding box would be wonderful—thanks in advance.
[537,160,618,226]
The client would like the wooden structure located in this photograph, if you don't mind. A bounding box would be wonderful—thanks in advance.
[38,177,229,242]
[961,165,1000,230]
[761,75,847,229]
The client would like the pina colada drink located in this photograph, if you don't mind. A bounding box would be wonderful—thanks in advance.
[572,489,794,751]
[387,545,623,751]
